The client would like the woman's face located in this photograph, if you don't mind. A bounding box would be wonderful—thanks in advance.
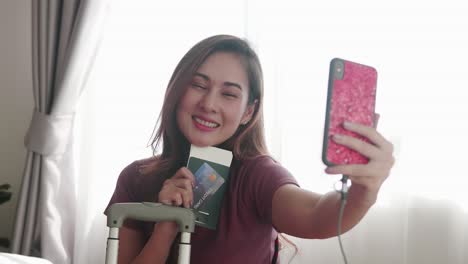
[176,52,255,147]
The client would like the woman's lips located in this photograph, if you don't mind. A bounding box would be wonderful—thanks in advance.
[192,116,219,132]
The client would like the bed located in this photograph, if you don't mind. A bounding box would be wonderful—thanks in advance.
[0,253,53,264]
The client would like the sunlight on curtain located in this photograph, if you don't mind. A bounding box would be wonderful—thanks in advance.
[247,0,468,209]
[75,0,468,263]
[247,0,468,206]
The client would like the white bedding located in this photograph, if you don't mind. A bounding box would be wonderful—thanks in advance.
[0,253,53,264]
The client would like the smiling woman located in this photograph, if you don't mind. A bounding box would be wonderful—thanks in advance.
[74,0,468,263]
[176,52,255,147]
[104,35,291,264]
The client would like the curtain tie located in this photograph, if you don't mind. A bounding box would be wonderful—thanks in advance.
[24,109,75,156]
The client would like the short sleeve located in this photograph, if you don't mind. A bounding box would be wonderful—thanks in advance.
[244,156,299,223]
[104,161,144,230]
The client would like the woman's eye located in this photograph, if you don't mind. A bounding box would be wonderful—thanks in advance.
[223,93,238,98]
[192,83,206,89]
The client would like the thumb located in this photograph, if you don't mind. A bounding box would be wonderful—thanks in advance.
[373,113,380,128]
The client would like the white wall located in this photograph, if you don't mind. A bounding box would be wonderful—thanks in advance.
[0,0,33,250]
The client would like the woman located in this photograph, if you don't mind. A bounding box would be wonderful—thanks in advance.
[105,35,395,264]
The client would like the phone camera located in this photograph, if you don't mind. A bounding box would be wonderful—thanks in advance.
[334,61,345,80]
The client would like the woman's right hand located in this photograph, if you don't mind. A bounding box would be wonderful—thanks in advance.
[158,167,195,209]
[119,169,195,264]
[151,167,195,243]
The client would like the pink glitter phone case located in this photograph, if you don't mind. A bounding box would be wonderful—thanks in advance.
[322,58,377,166]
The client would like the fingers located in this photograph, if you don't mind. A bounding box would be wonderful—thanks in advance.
[331,134,380,159]
[326,118,395,193]
[173,167,196,183]
[160,180,190,208]
[342,121,394,153]
[326,164,371,177]
[164,179,194,208]
[159,167,195,209]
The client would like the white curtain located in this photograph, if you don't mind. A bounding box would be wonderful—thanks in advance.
[75,0,468,263]
[12,0,110,263]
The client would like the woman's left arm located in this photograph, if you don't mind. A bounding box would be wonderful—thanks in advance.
[272,119,395,239]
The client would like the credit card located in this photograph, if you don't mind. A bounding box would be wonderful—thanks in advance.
[192,162,225,210]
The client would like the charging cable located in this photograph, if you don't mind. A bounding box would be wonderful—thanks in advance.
[337,175,349,264]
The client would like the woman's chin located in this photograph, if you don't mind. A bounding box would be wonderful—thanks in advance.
[186,135,227,148]
[188,139,215,148]
[191,143,211,148]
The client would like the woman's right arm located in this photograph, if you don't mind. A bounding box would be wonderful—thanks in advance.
[118,222,178,264]
[118,167,195,264]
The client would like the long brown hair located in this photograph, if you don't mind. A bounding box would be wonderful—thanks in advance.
[142,35,268,178]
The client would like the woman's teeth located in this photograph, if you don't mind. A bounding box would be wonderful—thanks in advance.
[194,117,219,128]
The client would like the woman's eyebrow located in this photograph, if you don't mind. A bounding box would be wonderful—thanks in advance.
[194,72,209,81]
[224,81,242,90]
[194,72,243,90]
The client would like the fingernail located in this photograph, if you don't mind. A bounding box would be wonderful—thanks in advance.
[333,134,343,141]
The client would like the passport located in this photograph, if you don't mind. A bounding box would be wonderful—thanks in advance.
[187,145,233,230]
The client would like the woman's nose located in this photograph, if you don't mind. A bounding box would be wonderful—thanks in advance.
[198,91,218,113]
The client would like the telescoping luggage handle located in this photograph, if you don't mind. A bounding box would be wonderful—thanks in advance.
[105,202,196,264]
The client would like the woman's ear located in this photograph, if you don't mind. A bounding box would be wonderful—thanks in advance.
[241,99,258,125]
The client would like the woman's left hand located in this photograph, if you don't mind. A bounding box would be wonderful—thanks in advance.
[325,115,395,194]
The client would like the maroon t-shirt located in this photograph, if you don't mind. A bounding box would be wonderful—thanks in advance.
[105,155,298,264]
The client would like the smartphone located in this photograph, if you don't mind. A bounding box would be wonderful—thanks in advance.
[322,58,378,166]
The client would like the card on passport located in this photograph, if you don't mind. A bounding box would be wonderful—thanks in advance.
[187,145,233,230]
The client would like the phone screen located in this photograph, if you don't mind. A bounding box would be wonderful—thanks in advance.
[322,58,377,166]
